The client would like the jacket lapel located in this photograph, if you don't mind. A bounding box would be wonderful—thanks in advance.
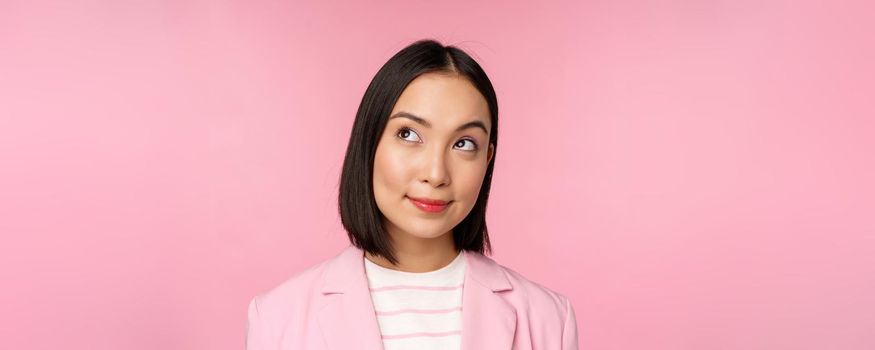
[317,244,517,350]
[460,248,517,349]
[317,245,385,350]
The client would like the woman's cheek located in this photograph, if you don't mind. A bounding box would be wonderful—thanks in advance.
[458,166,486,202]
[387,149,409,183]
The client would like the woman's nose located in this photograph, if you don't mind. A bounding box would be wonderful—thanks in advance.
[420,147,450,187]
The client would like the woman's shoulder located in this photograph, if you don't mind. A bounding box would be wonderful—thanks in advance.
[486,257,575,318]
[250,252,338,310]
[485,256,580,347]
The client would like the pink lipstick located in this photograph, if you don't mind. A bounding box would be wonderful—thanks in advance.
[407,196,451,213]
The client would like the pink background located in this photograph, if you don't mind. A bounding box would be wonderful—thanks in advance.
[2,0,873,349]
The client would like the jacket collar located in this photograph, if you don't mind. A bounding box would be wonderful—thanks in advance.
[317,244,517,350]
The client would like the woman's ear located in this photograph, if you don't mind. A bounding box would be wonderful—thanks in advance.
[487,143,495,164]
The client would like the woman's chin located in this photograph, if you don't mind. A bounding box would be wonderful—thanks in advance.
[400,228,450,240]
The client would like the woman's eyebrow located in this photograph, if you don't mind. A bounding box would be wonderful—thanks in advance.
[389,111,488,135]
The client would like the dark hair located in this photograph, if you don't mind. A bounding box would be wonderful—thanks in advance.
[337,39,499,265]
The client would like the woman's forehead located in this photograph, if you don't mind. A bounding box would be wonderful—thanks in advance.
[390,73,490,129]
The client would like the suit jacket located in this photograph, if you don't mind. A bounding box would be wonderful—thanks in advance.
[246,244,579,349]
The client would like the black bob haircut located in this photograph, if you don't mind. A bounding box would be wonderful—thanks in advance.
[337,39,499,265]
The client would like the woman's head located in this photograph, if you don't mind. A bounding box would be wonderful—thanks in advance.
[338,39,498,265]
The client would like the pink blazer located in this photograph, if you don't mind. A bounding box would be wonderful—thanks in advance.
[246,244,579,349]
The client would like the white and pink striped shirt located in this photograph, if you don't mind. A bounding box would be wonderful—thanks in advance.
[363,251,466,350]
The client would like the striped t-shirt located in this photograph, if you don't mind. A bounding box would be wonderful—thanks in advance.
[363,250,466,350]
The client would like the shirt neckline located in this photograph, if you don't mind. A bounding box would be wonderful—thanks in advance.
[364,250,465,277]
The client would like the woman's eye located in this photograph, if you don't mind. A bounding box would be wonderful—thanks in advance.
[455,139,478,152]
[396,127,421,143]
[396,127,478,152]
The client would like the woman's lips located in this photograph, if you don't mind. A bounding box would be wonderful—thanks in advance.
[407,196,451,213]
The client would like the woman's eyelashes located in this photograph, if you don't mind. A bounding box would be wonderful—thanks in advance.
[395,126,479,151]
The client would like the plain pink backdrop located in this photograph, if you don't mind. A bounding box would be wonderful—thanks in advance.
[2,0,873,349]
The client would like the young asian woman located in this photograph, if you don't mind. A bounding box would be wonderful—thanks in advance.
[245,39,579,350]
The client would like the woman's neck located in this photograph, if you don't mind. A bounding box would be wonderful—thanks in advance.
[364,228,459,273]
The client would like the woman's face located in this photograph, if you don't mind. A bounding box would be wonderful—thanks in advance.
[372,72,495,244]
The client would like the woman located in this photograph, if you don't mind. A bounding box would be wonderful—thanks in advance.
[246,39,579,350]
